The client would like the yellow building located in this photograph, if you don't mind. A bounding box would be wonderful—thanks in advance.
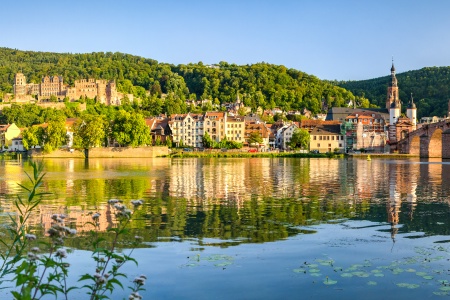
[309,124,345,153]
[225,115,245,143]
[0,123,21,150]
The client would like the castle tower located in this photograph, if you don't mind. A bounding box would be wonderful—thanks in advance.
[389,94,401,125]
[386,61,399,110]
[406,93,417,130]
[13,73,27,96]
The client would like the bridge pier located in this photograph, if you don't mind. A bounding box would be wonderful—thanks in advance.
[420,135,430,158]
[442,129,450,159]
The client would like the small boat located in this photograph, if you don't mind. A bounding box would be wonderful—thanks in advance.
[367,155,371,161]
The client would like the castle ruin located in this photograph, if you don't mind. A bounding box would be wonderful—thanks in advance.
[13,73,131,105]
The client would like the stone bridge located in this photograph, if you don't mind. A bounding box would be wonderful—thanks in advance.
[397,119,450,158]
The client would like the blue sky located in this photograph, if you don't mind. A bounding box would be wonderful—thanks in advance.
[2,0,450,81]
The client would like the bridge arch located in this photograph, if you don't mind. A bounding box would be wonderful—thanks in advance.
[428,129,442,158]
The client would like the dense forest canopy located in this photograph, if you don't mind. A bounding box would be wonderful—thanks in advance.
[0,47,359,115]
[1,48,448,119]
[336,67,450,118]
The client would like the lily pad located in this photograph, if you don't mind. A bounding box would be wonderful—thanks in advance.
[439,286,450,292]
[293,269,305,273]
[415,272,427,276]
[323,278,337,285]
[374,273,385,277]
[310,273,322,277]
[353,271,370,278]
[392,268,404,275]
[396,283,420,289]
[340,273,353,278]
[367,281,377,286]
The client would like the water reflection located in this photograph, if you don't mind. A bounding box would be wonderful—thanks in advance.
[1,157,450,246]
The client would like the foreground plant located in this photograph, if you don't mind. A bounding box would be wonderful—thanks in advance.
[80,199,145,300]
[0,162,146,299]
[0,161,47,287]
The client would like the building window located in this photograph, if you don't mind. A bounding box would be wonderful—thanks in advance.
[317,143,320,147]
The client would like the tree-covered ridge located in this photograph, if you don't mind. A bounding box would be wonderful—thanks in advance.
[0,47,357,114]
[174,62,356,113]
[336,67,450,118]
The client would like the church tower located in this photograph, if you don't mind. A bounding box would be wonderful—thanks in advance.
[386,61,399,110]
[406,93,417,130]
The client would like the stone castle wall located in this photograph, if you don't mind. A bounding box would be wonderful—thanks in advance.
[13,73,126,105]
[29,146,169,158]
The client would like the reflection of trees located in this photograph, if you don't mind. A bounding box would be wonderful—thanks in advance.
[141,195,358,245]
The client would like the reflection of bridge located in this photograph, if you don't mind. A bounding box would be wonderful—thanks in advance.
[397,119,450,158]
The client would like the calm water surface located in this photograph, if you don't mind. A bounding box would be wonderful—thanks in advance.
[1,157,450,299]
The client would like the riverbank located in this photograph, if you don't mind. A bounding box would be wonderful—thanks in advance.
[167,150,344,158]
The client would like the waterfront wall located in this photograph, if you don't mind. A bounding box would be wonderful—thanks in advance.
[29,146,169,158]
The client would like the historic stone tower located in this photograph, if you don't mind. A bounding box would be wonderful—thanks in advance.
[406,93,417,130]
[13,73,27,96]
[386,62,400,110]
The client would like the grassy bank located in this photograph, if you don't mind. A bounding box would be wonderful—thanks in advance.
[167,151,344,159]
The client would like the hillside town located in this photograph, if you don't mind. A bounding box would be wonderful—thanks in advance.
[1,64,449,154]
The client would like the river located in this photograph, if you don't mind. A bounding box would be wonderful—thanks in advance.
[1,157,450,299]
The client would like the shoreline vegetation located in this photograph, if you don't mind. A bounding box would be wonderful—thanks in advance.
[0,148,418,160]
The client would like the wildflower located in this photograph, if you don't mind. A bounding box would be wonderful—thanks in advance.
[114,203,126,211]
[92,212,101,220]
[25,233,37,241]
[30,247,40,253]
[51,214,59,221]
[55,248,67,259]
[59,214,66,219]
[47,227,59,237]
[108,199,120,204]
[134,236,143,241]
[96,275,107,285]
[131,199,144,207]
[27,252,39,261]
[133,276,146,285]
[129,291,142,299]
[69,228,77,235]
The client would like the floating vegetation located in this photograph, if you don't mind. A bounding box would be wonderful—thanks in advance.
[391,268,404,275]
[182,254,234,268]
[323,278,337,285]
[293,245,450,296]
[396,283,420,289]
[293,269,306,273]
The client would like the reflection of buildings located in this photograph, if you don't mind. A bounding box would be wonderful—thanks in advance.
[385,162,419,241]
[19,204,116,233]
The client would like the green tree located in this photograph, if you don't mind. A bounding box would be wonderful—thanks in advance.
[73,115,107,149]
[288,128,310,149]
[22,126,44,149]
[111,110,151,147]
[50,95,58,102]
[202,132,215,148]
[248,131,263,145]
[44,118,68,151]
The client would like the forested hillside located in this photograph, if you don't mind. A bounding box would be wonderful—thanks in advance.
[337,67,450,118]
[0,48,358,115]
